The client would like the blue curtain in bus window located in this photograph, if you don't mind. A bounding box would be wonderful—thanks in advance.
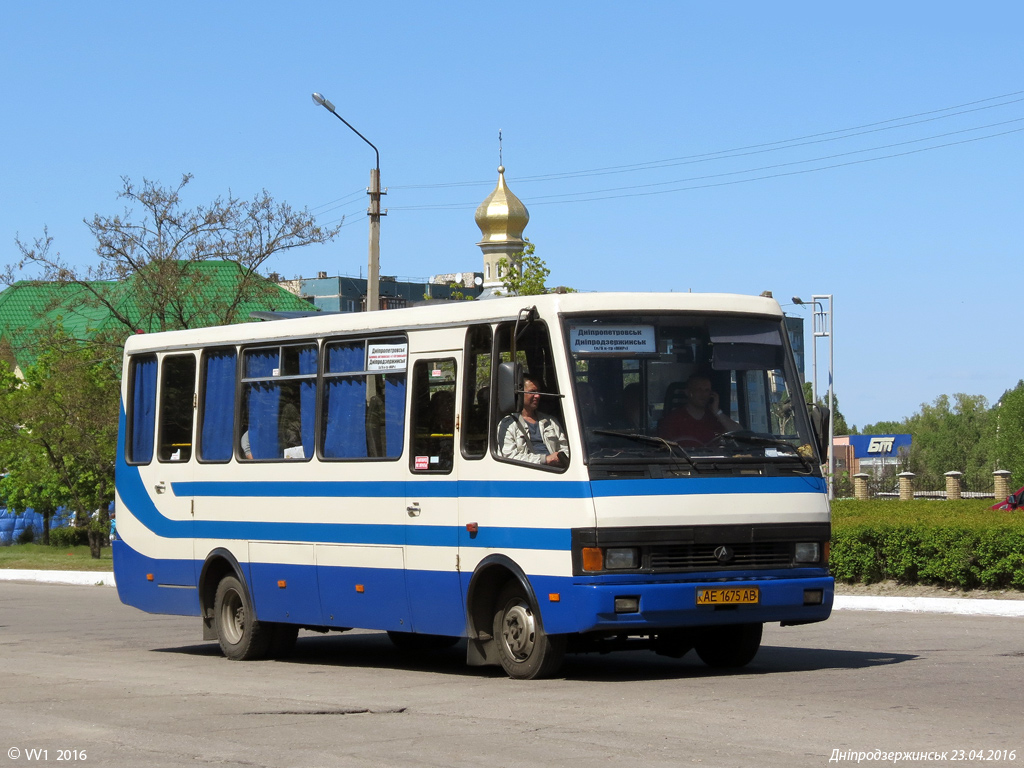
[385,376,406,458]
[201,350,236,461]
[248,382,281,459]
[327,342,364,374]
[299,346,318,456]
[246,348,278,378]
[323,377,367,458]
[299,345,318,375]
[131,356,157,463]
[300,380,316,457]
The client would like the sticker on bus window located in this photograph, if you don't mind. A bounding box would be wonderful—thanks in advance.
[367,343,408,372]
[569,325,656,354]
[415,456,429,470]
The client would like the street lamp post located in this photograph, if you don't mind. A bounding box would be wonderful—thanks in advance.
[311,92,384,312]
[793,294,834,499]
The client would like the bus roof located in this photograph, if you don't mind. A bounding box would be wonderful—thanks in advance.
[122,291,784,354]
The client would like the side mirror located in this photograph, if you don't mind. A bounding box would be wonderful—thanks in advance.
[497,361,522,416]
[808,403,831,461]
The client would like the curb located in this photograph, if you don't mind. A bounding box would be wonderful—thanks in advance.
[2,571,1023,617]
[833,594,1024,618]
[0,569,116,587]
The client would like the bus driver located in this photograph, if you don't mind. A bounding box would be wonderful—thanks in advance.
[498,374,569,466]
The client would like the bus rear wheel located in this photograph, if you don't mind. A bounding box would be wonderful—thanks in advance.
[213,575,272,660]
[492,581,566,680]
[694,623,763,669]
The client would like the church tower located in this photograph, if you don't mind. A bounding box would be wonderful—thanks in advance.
[475,164,529,296]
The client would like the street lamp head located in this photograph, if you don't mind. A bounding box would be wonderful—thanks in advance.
[311,92,336,113]
[792,296,804,305]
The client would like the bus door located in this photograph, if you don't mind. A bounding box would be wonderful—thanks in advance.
[405,354,465,636]
[153,353,198,584]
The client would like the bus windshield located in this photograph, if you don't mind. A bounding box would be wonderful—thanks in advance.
[566,314,816,470]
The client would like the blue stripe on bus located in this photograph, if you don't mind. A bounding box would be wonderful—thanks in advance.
[172,479,594,499]
[171,476,823,500]
[590,476,827,497]
[116,430,569,548]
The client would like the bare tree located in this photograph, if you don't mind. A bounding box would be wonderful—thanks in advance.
[10,174,340,341]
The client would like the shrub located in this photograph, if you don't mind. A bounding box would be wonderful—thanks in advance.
[831,500,1024,589]
[16,525,36,545]
[48,525,89,548]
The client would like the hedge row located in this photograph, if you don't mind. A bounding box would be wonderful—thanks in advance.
[831,500,1024,589]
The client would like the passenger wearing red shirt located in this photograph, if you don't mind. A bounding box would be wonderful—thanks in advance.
[658,375,740,445]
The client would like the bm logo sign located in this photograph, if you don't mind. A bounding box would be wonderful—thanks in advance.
[868,437,896,453]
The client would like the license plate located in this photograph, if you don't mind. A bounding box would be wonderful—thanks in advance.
[696,586,760,605]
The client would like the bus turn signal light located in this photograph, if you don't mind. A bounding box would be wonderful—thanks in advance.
[582,547,604,571]
[278,580,287,589]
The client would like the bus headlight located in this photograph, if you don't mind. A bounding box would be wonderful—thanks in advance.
[794,542,821,563]
[605,547,639,570]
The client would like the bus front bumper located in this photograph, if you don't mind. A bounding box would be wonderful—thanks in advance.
[543,574,834,634]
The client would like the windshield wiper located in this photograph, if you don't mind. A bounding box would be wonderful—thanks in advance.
[591,429,700,472]
[709,431,816,473]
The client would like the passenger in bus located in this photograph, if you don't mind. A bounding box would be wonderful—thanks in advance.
[575,381,599,423]
[278,396,303,458]
[657,374,740,445]
[498,374,569,466]
[621,382,643,431]
[239,393,304,460]
[365,377,386,457]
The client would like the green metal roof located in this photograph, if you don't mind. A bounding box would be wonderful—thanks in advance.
[0,261,314,369]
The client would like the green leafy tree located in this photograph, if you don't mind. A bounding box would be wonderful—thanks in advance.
[497,242,575,297]
[0,332,119,556]
[868,394,994,491]
[802,381,850,435]
[994,380,1024,484]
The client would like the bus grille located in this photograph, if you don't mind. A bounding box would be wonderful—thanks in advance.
[648,542,793,572]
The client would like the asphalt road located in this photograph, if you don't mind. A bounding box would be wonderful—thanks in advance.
[0,581,1021,768]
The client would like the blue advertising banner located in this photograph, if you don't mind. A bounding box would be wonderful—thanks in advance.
[847,434,912,458]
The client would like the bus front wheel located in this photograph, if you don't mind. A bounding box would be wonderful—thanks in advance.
[213,575,272,660]
[694,623,763,669]
[492,581,566,680]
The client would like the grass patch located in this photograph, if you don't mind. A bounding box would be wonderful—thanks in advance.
[0,543,113,571]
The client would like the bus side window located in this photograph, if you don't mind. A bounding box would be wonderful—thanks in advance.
[157,355,197,462]
[410,358,457,473]
[321,337,407,460]
[462,325,492,459]
[241,343,317,461]
[492,320,568,469]
[198,348,236,462]
[127,354,157,464]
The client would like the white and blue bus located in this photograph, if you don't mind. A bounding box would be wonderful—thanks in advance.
[113,292,833,679]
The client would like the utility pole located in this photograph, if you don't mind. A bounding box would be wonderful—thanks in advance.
[312,92,385,311]
[366,167,382,312]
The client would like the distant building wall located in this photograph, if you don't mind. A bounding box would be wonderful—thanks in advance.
[284,272,483,313]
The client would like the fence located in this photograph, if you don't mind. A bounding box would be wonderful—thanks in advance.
[851,469,1013,501]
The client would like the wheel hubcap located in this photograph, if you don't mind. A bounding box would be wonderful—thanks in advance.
[220,590,244,644]
[500,601,536,661]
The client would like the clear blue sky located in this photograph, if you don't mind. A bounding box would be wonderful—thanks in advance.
[2,1,1021,430]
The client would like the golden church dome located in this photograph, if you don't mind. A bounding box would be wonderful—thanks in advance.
[475,166,529,243]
